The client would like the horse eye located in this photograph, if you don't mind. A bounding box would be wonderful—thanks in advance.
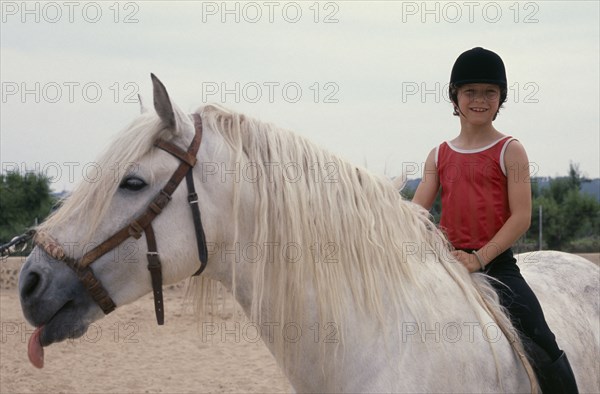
[119,177,147,191]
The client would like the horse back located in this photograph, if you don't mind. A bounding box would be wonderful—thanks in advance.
[516,250,600,393]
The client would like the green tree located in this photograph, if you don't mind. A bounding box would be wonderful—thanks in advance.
[0,172,54,243]
[531,196,562,249]
[530,163,600,251]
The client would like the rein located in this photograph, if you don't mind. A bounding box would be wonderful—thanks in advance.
[35,113,208,325]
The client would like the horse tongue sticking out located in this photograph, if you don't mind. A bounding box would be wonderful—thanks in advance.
[28,326,44,368]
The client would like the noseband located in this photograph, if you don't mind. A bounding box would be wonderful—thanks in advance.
[35,113,208,325]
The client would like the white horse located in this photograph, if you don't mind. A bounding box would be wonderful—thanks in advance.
[19,75,599,393]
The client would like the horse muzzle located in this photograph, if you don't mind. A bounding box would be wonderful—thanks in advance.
[19,246,104,348]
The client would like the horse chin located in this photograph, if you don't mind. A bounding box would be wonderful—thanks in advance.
[38,300,98,346]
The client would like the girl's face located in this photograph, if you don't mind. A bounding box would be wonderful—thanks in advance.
[455,83,501,125]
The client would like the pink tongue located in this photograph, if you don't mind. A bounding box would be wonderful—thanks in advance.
[28,326,44,369]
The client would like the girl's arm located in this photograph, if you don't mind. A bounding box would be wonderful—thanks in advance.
[456,140,532,272]
[412,148,440,210]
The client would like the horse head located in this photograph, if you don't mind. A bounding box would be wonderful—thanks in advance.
[19,75,242,366]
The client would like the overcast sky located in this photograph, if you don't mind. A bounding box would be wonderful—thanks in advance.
[1,1,598,191]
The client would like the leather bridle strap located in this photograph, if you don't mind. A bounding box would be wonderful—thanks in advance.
[79,117,202,268]
[186,170,209,275]
[144,224,164,325]
[36,114,208,325]
[62,255,117,314]
[35,231,117,315]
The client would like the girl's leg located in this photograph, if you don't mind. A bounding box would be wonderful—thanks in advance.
[484,249,561,360]
[484,249,578,393]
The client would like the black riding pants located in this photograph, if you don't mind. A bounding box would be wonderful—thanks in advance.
[469,248,562,362]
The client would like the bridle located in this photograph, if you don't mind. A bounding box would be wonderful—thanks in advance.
[35,113,208,325]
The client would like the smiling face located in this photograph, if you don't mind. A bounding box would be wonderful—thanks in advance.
[454,83,501,125]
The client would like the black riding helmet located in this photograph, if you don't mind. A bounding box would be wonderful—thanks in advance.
[449,47,508,118]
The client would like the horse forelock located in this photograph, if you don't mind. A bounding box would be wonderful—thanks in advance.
[37,113,172,245]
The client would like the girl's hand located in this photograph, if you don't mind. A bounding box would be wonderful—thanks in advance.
[451,250,482,273]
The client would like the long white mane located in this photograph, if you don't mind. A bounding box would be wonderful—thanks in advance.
[188,105,528,374]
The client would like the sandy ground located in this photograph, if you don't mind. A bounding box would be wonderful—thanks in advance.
[577,253,600,266]
[1,258,290,394]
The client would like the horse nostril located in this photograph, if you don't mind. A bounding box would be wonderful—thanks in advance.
[21,271,41,298]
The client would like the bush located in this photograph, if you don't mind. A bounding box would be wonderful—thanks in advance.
[563,236,600,253]
[0,172,55,244]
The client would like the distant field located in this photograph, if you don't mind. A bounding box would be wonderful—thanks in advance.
[577,253,600,266]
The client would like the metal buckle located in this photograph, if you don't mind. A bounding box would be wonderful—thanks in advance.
[147,251,161,269]
[188,192,198,204]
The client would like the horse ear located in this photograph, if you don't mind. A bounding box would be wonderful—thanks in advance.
[151,73,175,128]
[137,94,148,114]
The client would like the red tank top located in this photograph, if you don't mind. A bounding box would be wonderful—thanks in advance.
[436,136,515,249]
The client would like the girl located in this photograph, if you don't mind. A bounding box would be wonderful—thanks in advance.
[412,47,578,393]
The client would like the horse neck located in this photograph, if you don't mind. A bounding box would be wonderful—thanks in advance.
[197,110,535,392]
